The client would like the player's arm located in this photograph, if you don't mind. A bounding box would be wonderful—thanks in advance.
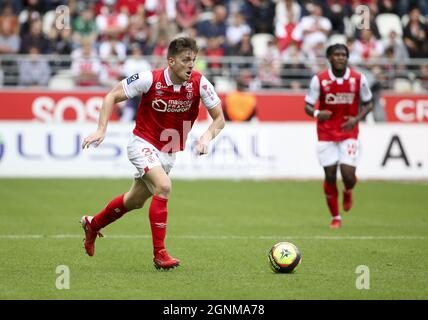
[341,100,374,131]
[304,75,332,121]
[341,74,374,131]
[82,82,128,149]
[197,103,226,155]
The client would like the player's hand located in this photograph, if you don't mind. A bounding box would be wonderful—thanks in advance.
[317,110,333,121]
[82,130,105,149]
[341,116,358,131]
[196,138,209,155]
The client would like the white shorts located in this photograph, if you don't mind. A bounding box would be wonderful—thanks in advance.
[316,139,360,167]
[127,134,176,179]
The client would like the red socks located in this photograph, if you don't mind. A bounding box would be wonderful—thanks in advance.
[90,194,128,231]
[89,194,169,255]
[149,195,168,254]
[323,181,340,219]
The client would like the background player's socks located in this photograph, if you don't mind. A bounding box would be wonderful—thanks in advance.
[323,181,339,218]
[343,189,353,211]
[90,194,128,231]
[149,195,168,254]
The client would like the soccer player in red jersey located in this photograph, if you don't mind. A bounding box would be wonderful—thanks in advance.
[80,37,225,269]
[304,44,374,229]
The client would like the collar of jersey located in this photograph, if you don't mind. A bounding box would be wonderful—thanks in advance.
[164,67,187,87]
[328,67,350,81]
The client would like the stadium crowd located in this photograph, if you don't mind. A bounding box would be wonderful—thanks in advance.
[0,0,427,91]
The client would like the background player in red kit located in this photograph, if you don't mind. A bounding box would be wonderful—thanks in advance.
[304,44,374,229]
[81,37,225,269]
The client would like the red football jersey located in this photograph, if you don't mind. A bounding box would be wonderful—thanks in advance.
[122,68,220,153]
[305,68,372,142]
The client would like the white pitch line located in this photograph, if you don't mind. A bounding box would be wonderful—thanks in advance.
[0,234,427,240]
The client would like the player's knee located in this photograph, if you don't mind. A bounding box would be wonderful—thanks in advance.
[154,182,171,197]
[325,174,337,184]
[343,174,356,187]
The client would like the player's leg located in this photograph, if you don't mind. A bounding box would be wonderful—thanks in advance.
[338,139,360,212]
[323,165,341,228]
[143,166,180,269]
[340,164,357,212]
[80,179,153,257]
[317,141,341,228]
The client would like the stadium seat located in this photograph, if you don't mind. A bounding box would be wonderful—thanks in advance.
[327,34,347,46]
[393,78,413,93]
[375,13,403,39]
[213,76,236,93]
[250,33,275,58]
[48,71,76,90]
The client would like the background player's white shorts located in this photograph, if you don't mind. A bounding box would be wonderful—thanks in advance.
[316,138,360,167]
[127,134,176,179]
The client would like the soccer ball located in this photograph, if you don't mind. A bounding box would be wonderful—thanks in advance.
[268,242,302,273]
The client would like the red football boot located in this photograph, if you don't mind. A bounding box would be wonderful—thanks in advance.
[80,215,103,257]
[153,249,180,270]
[330,218,342,229]
[343,190,353,212]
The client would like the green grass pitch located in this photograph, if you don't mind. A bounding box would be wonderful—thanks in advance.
[0,179,427,299]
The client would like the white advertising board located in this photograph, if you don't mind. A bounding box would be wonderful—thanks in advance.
[0,122,426,179]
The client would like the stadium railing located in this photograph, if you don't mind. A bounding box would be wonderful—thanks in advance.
[0,54,427,92]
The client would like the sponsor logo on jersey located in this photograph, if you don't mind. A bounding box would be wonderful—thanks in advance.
[127,73,139,85]
[152,99,192,112]
[155,82,168,90]
[325,93,355,105]
[185,82,193,91]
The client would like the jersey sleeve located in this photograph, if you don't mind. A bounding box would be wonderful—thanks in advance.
[359,74,373,103]
[121,71,153,99]
[305,75,320,106]
[199,76,221,109]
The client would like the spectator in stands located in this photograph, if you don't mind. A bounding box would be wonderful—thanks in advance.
[18,45,51,87]
[176,0,201,31]
[206,36,225,76]
[226,12,251,54]
[281,40,306,89]
[122,13,151,53]
[18,0,47,36]
[351,29,384,62]
[152,32,169,58]
[197,4,227,47]
[403,6,428,58]
[116,0,145,16]
[0,4,19,35]
[72,5,97,44]
[378,0,400,15]
[99,34,127,61]
[0,13,19,54]
[325,0,351,35]
[247,0,275,34]
[71,37,102,87]
[292,1,332,56]
[20,18,50,53]
[275,0,301,28]
[0,1,22,15]
[418,64,428,91]
[275,8,298,53]
[382,30,409,61]
[96,0,128,38]
[224,73,257,122]
[254,39,282,88]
